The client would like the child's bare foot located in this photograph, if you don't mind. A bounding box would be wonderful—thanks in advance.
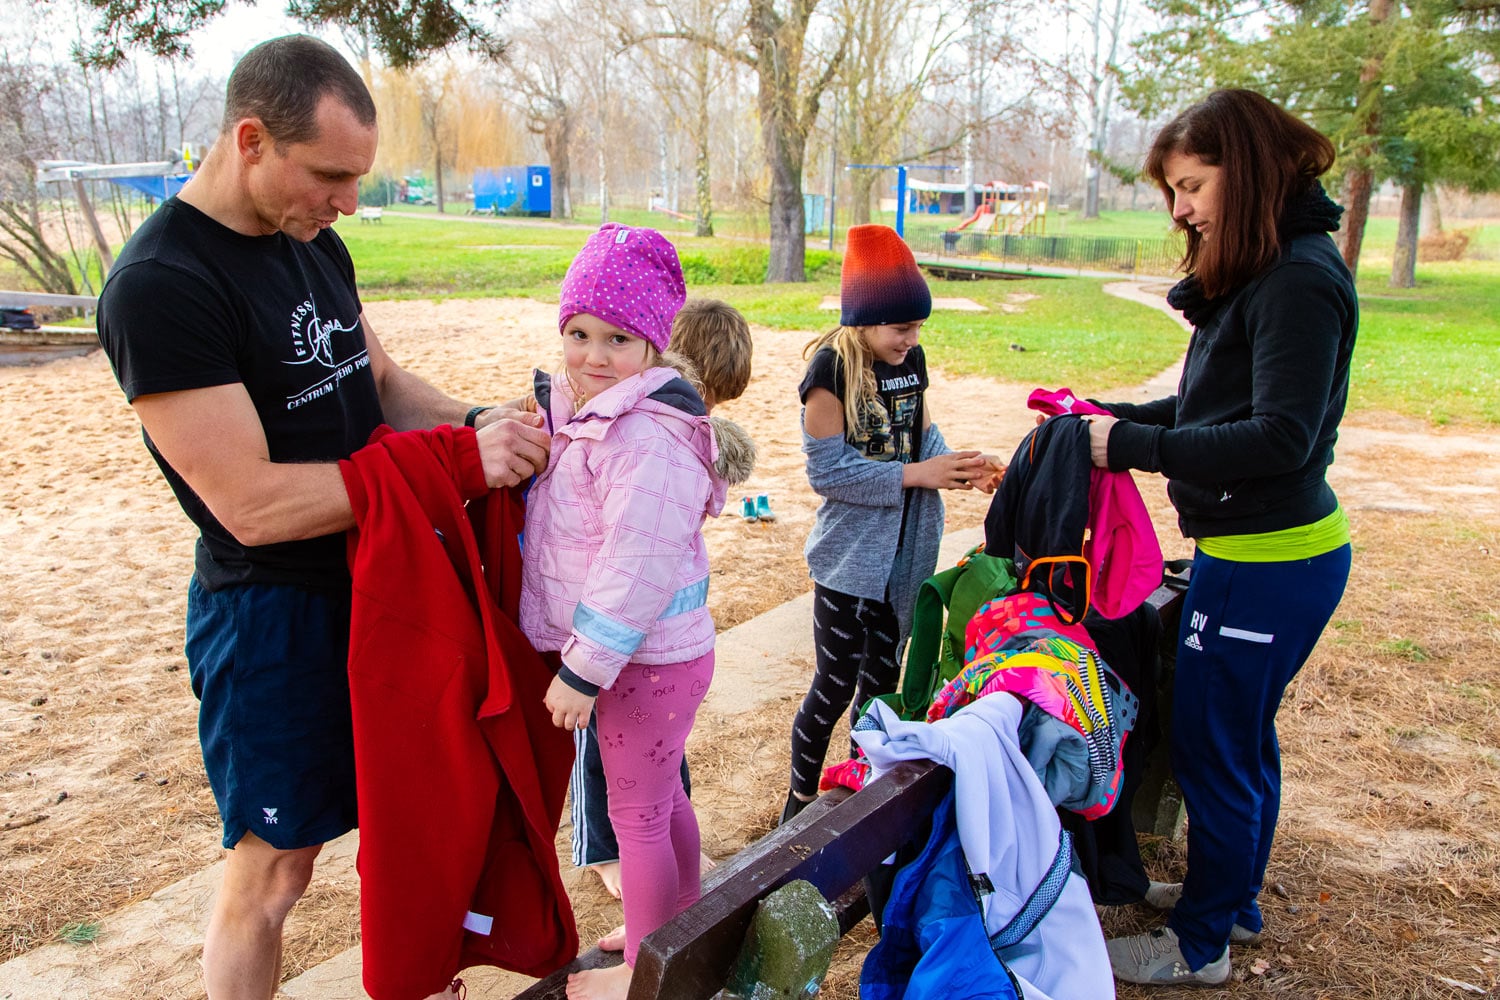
[700,851,717,877]
[565,962,632,1000]
[597,924,626,952]
[587,861,622,899]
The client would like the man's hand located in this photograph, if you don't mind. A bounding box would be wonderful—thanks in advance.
[476,409,550,487]
[545,674,596,731]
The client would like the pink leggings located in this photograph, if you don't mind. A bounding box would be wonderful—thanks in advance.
[596,649,714,966]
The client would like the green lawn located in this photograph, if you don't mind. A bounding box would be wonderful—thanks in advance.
[1348,261,1500,425]
[5,203,1493,429]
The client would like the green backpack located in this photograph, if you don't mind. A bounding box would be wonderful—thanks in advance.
[883,545,1018,721]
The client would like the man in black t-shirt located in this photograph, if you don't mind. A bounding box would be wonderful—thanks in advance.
[95,36,547,1000]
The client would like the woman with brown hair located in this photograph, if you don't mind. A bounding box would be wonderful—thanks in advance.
[1085,89,1357,986]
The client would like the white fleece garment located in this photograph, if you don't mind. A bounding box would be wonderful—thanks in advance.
[854,696,1115,1000]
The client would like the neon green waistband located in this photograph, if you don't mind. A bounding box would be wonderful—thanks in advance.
[1196,506,1350,562]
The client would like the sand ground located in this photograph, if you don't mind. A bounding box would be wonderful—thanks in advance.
[2,294,1498,998]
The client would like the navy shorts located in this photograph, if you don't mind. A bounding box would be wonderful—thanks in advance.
[185,577,358,850]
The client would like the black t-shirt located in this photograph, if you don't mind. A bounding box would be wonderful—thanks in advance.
[98,198,384,591]
[798,345,928,463]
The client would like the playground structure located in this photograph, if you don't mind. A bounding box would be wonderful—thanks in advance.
[36,152,195,276]
[915,179,1049,242]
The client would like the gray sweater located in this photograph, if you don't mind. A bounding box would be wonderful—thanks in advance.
[802,421,951,646]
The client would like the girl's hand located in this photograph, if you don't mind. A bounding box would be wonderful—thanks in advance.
[545,674,597,732]
[904,451,987,490]
[1085,415,1118,468]
[972,455,1006,494]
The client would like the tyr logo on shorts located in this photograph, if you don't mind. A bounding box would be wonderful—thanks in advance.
[262,807,279,825]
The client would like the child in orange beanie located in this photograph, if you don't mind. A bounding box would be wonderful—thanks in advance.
[781,224,1001,823]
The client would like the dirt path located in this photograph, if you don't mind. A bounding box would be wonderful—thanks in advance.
[2,295,1497,999]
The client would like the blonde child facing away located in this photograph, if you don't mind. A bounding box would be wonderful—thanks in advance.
[520,224,727,1000]
[568,298,755,911]
[782,224,1001,824]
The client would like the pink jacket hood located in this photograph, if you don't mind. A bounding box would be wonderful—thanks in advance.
[520,366,725,690]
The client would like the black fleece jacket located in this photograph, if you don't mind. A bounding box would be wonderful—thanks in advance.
[1103,214,1358,539]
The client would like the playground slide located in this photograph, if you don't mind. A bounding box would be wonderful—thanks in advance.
[950,205,991,232]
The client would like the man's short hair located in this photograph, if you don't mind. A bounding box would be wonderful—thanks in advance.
[222,35,376,147]
[669,299,753,404]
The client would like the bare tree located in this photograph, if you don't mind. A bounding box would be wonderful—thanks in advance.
[502,1,589,219]
[620,0,739,237]
[0,55,80,293]
[832,0,965,224]
[1051,0,1132,219]
[626,0,848,281]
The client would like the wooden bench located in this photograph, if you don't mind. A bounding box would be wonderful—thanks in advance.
[514,760,952,999]
[515,572,1190,999]
[359,206,384,223]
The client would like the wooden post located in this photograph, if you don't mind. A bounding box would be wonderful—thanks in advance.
[70,178,114,274]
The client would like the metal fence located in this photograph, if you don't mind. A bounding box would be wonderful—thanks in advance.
[906,230,1182,278]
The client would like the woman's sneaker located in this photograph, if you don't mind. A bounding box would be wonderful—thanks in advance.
[1106,927,1230,985]
[1142,881,1263,945]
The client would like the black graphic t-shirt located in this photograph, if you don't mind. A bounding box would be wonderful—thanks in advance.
[98,198,384,591]
[798,345,928,463]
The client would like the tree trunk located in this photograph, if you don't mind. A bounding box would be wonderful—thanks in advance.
[1340,0,1396,278]
[1390,181,1420,289]
[1339,165,1372,277]
[850,169,876,225]
[434,145,446,213]
[765,128,807,282]
[693,47,713,238]
[545,112,572,219]
[751,0,814,283]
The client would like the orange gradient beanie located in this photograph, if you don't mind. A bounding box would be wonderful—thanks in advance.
[839,224,932,327]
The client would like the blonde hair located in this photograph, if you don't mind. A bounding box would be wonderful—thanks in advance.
[803,325,878,435]
[651,345,703,398]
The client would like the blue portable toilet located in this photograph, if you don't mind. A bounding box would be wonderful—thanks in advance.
[473,166,552,217]
[525,166,551,215]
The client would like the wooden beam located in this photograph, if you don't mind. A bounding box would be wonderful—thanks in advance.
[70,179,114,274]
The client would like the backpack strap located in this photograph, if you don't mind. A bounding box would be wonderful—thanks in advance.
[898,557,971,719]
[986,828,1075,951]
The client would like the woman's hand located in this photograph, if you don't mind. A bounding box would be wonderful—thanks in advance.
[904,451,988,490]
[545,674,597,732]
[1085,415,1118,468]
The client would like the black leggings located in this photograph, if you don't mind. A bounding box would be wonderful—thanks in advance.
[789,584,902,797]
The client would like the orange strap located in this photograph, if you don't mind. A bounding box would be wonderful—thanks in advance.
[1020,554,1093,624]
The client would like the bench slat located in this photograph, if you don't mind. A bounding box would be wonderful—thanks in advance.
[512,760,951,1000]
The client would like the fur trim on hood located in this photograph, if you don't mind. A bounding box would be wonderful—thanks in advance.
[710,415,756,486]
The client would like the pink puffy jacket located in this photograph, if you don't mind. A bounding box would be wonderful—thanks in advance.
[520,365,726,691]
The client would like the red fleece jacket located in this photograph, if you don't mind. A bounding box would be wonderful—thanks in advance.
[340,424,577,1000]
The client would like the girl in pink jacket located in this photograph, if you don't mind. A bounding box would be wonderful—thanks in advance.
[520,223,723,1000]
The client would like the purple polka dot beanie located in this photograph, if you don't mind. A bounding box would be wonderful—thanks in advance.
[558,223,686,352]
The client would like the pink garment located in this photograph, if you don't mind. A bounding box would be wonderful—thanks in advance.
[1028,387,1163,617]
[596,650,714,966]
[1026,385,1110,417]
[520,366,727,689]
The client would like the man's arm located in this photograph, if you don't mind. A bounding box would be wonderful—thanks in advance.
[133,383,358,547]
[132,317,550,548]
